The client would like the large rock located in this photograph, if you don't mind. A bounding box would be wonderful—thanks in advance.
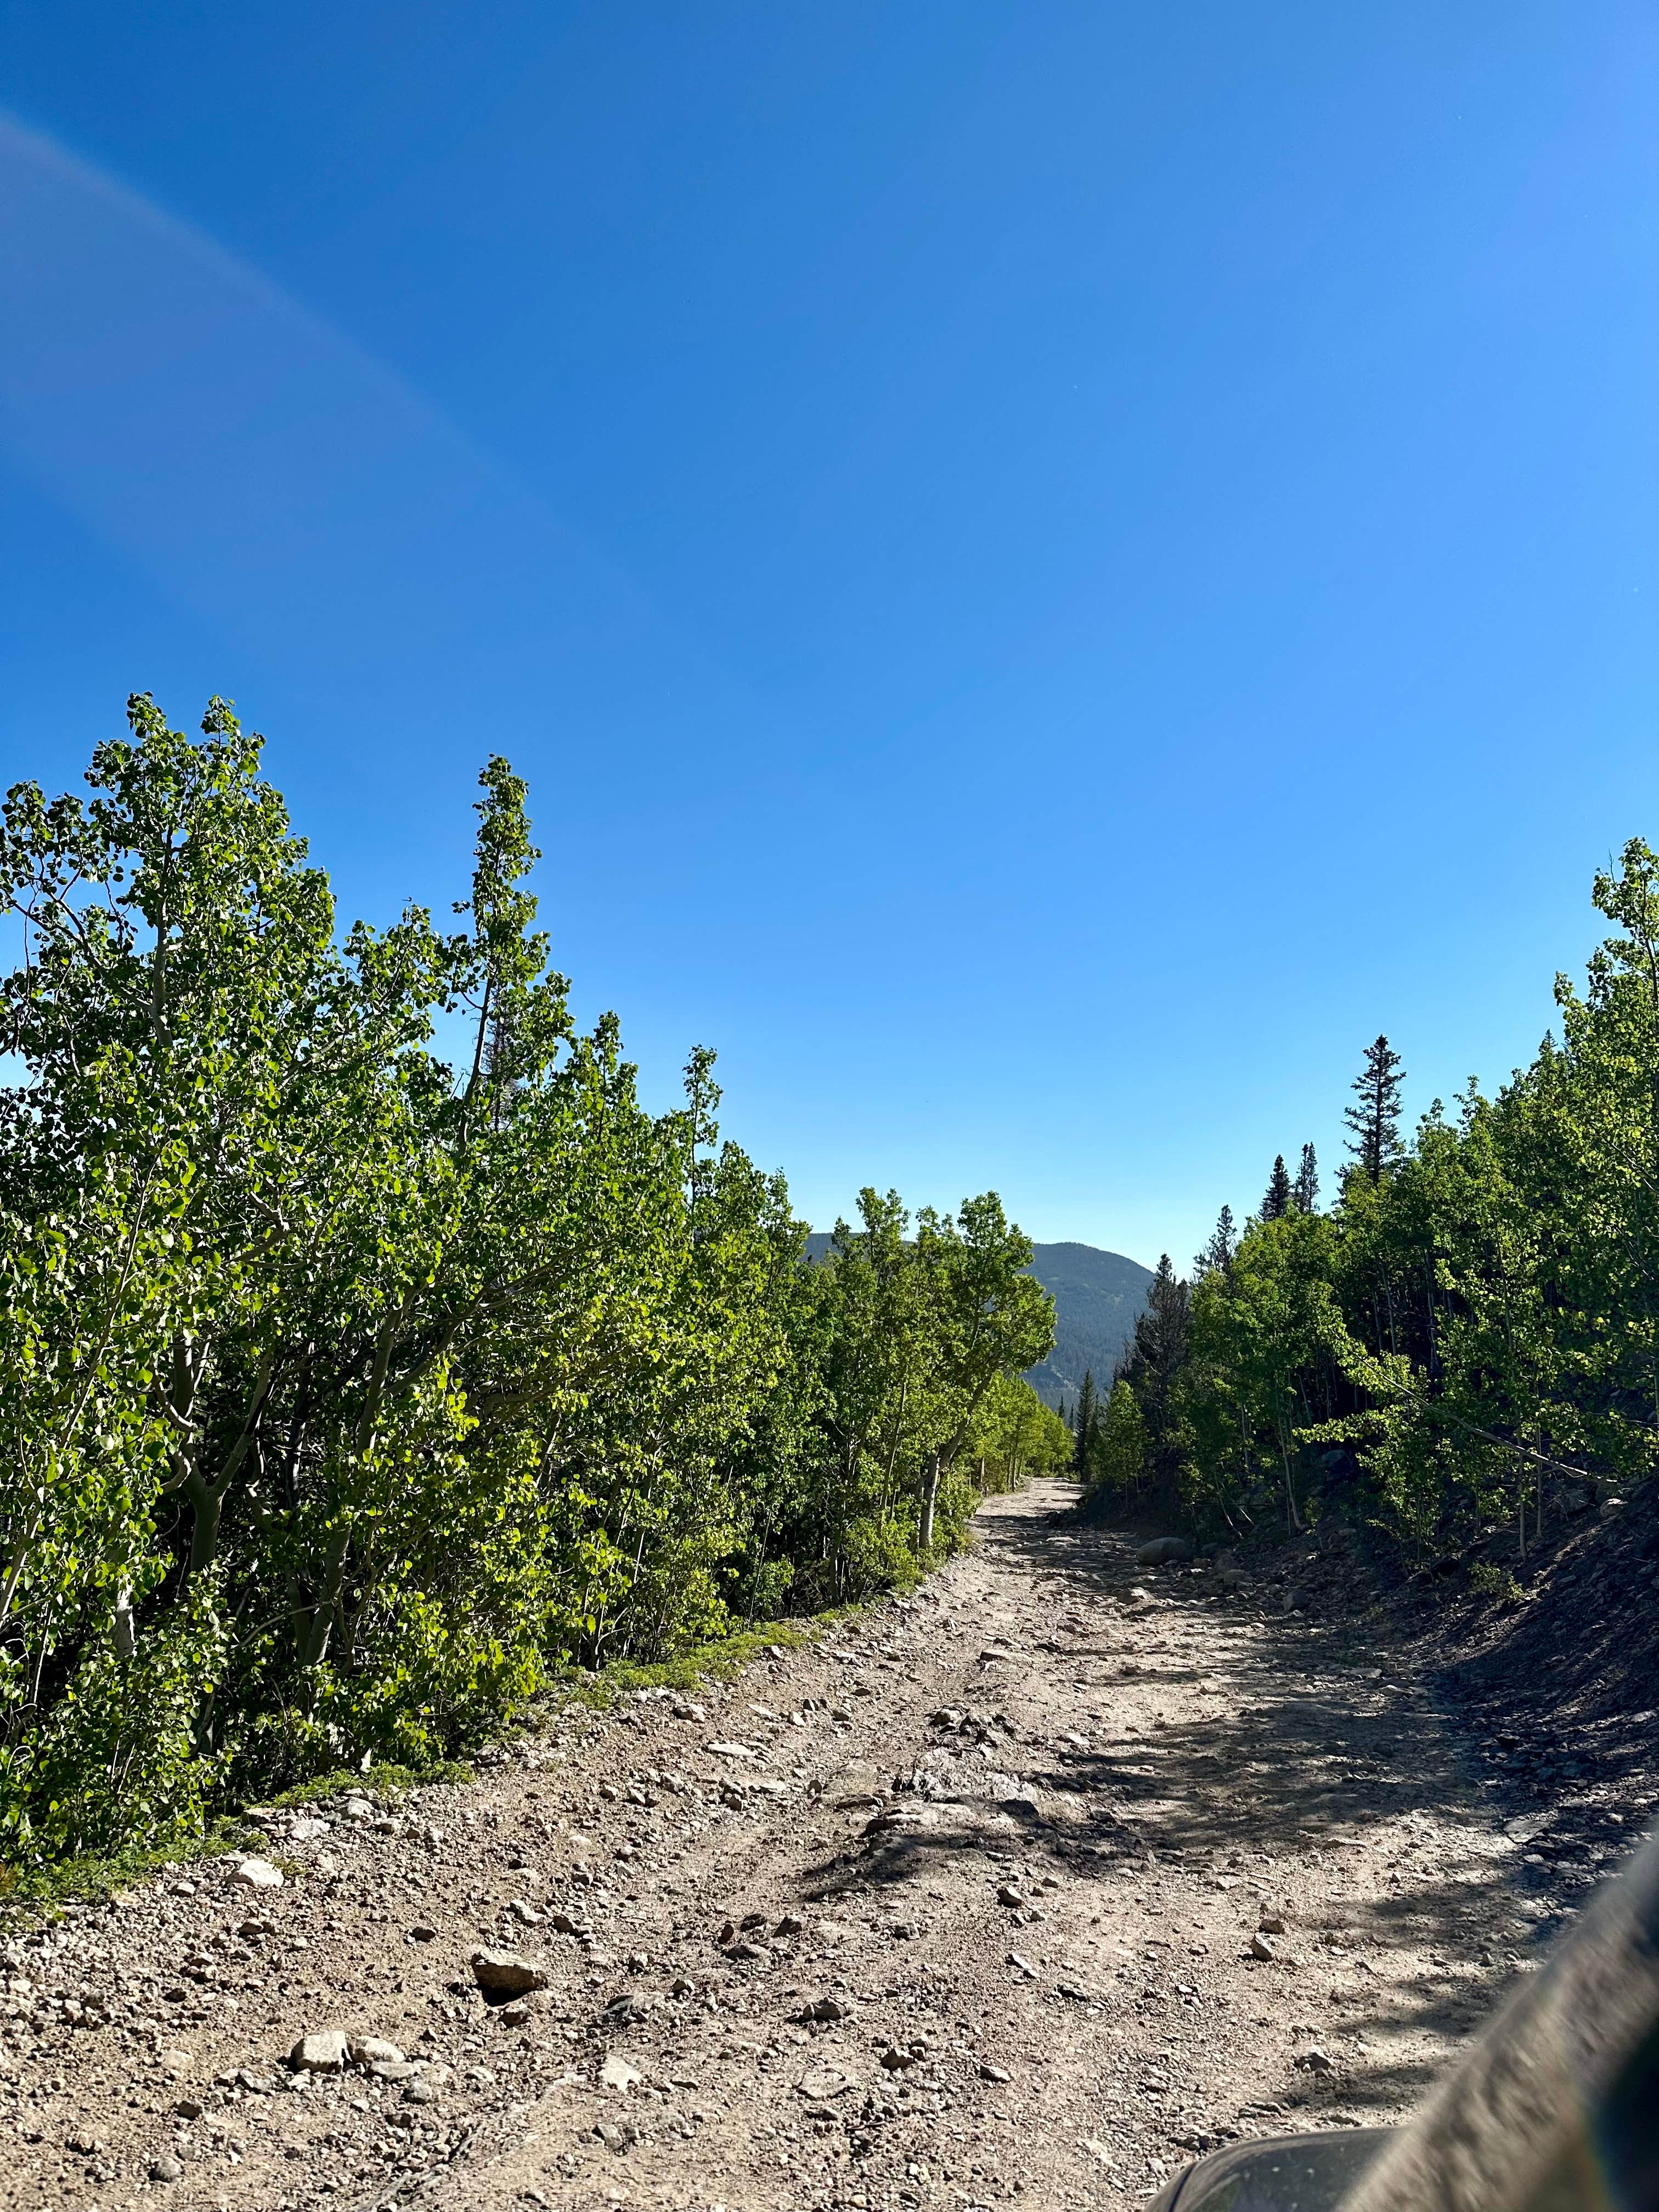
[469,1948,548,1996]
[1135,1537,1193,1565]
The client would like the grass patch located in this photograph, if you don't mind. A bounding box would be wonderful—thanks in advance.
[0,1815,249,1917]
[254,1758,472,1813]
[539,1606,867,1713]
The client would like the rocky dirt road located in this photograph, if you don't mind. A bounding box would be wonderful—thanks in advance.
[0,1481,1575,2212]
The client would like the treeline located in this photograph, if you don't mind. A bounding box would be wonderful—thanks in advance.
[1079,840,1659,1566]
[0,698,1054,1866]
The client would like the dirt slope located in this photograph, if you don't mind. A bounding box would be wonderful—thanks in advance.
[0,1482,1593,2212]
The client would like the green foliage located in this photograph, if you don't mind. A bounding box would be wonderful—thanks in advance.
[1468,1560,1524,1607]
[0,697,1054,1871]
[969,1375,1071,1493]
[1087,1379,1147,1499]
[1116,839,1659,1559]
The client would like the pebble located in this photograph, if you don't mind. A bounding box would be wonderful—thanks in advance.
[1250,1934,1279,1962]
[980,2062,1012,2083]
[1258,1914,1287,1936]
[603,1989,657,2024]
[151,2154,184,2183]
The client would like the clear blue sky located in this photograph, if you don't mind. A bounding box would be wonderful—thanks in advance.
[3,3,1656,1269]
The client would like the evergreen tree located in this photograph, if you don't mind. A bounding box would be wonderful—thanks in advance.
[1262,1154,1293,1220]
[1293,1142,1319,1212]
[1344,1035,1406,1183]
[1071,1369,1097,1477]
[1194,1204,1236,1278]
[1116,1256,1192,1504]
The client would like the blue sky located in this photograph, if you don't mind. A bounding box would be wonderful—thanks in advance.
[3,3,1656,1269]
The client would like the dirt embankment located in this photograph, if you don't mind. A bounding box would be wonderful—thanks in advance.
[0,1479,1639,2212]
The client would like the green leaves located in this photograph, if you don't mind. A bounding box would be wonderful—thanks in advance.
[0,699,1055,1869]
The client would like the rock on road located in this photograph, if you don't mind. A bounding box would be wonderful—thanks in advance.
[0,1481,1549,2212]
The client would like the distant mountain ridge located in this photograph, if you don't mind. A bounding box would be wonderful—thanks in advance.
[1024,1242,1154,1408]
[799,1231,1153,1411]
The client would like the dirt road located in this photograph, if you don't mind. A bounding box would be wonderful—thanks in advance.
[1,1481,1561,2212]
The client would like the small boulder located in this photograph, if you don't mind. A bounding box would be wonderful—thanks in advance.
[290,2028,351,2072]
[1249,1934,1279,1962]
[349,2035,407,2073]
[151,2154,184,2183]
[470,1948,548,1997]
[1135,1537,1193,1566]
[232,1857,284,1891]
[599,2053,642,2093]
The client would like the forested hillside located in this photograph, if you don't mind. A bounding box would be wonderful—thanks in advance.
[0,697,1064,1869]
[1082,837,1659,1578]
[1023,1242,1154,1408]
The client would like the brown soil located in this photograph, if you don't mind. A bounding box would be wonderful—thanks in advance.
[0,1481,1599,2212]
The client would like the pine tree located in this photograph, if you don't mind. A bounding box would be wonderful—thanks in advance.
[1193,1204,1236,1277]
[1293,1142,1319,1213]
[1262,1154,1293,1220]
[1116,1256,1192,1505]
[1344,1035,1406,1183]
[1071,1369,1097,1477]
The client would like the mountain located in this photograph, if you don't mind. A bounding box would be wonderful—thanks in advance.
[1023,1242,1155,1407]
[798,1232,1153,1410]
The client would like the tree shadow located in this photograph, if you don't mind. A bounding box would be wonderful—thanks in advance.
[786,1487,1600,2132]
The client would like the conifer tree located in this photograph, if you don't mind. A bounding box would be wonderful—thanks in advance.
[1262,1154,1293,1220]
[1071,1369,1097,1477]
[1194,1204,1236,1277]
[1344,1035,1406,1182]
[1116,1256,1192,1505]
[1293,1142,1319,1212]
